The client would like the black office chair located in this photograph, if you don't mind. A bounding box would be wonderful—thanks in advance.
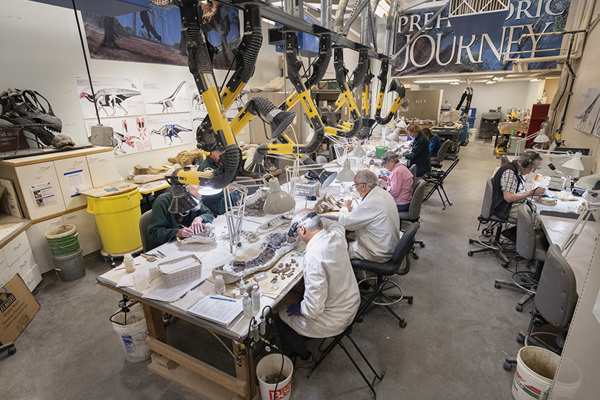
[503,244,578,371]
[350,222,419,328]
[139,209,153,252]
[0,342,16,358]
[307,277,387,399]
[468,178,511,268]
[398,180,426,259]
[495,206,549,312]
[431,139,452,169]
[424,158,459,210]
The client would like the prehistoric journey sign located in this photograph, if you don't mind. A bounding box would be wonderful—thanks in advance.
[392,0,572,76]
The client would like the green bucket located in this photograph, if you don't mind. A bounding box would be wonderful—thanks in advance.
[375,146,388,159]
[45,224,81,256]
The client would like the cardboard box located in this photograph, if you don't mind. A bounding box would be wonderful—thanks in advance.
[0,274,40,344]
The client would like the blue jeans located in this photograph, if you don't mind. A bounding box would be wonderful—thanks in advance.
[397,203,410,212]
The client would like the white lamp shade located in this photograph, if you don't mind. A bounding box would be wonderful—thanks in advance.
[533,132,550,143]
[263,179,296,214]
[197,186,224,196]
[397,117,407,129]
[562,152,585,171]
[352,141,366,157]
[387,130,400,142]
[336,160,356,182]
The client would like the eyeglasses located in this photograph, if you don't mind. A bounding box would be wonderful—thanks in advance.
[351,183,367,190]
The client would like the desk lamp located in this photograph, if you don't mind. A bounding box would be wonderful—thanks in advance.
[352,139,367,156]
[562,190,600,256]
[336,159,356,182]
[263,179,296,214]
[562,152,585,189]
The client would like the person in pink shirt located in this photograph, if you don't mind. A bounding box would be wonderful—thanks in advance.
[379,151,413,212]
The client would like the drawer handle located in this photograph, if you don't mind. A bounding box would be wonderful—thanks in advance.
[20,260,28,268]
[39,166,51,171]
[13,243,22,251]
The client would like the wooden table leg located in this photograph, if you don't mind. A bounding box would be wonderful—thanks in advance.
[143,303,167,343]
[233,341,257,399]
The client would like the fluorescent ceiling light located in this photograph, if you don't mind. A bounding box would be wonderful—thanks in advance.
[530,78,540,82]
[413,79,459,83]
[450,81,460,85]
[485,81,495,85]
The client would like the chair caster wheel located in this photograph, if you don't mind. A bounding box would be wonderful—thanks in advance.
[494,282,501,289]
[8,347,16,355]
[408,298,413,304]
[516,305,523,312]
[412,253,419,260]
[399,321,407,328]
[468,239,474,244]
[517,335,525,344]
[419,243,425,248]
[503,361,513,371]
[468,251,474,257]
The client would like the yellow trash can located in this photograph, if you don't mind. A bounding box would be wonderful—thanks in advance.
[87,188,143,254]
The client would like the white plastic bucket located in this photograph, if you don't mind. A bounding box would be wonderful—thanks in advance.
[256,354,293,400]
[512,346,560,400]
[110,304,151,363]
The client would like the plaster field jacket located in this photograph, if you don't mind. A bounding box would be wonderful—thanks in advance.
[281,219,360,338]
[338,185,400,263]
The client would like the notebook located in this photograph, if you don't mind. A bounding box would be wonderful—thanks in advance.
[187,295,243,327]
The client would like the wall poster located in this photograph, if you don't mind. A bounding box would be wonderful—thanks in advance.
[75,76,144,119]
[573,88,600,137]
[142,79,191,115]
[81,2,241,69]
[146,114,194,150]
[392,0,571,76]
[85,117,152,156]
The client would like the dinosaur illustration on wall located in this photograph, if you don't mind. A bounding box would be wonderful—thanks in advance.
[150,123,191,145]
[79,88,141,116]
[147,81,186,113]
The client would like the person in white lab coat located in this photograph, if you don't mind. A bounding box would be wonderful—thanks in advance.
[338,170,400,263]
[276,209,360,367]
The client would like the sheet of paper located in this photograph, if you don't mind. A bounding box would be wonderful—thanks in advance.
[30,181,57,208]
[143,276,204,302]
[188,295,243,326]
[117,274,134,287]
[63,170,87,197]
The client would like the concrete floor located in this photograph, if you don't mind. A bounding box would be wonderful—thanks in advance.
[0,138,531,400]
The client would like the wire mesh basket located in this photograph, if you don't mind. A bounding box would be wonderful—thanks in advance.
[158,255,202,288]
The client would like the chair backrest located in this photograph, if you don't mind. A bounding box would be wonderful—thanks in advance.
[432,140,452,165]
[500,155,509,166]
[408,164,417,180]
[516,205,536,260]
[391,222,420,273]
[407,179,426,221]
[139,209,153,252]
[480,179,494,220]
[535,244,578,329]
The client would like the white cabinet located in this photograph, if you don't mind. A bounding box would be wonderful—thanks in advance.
[86,151,119,187]
[54,156,93,210]
[0,251,9,286]
[13,161,66,220]
[3,231,30,266]
[26,209,102,275]
[0,225,41,291]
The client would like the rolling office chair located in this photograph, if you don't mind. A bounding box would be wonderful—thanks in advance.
[430,139,452,169]
[398,179,426,259]
[503,244,578,371]
[467,178,511,268]
[139,210,153,252]
[307,274,387,399]
[494,206,549,312]
[350,222,419,328]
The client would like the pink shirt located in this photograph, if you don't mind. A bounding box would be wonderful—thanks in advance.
[387,162,413,206]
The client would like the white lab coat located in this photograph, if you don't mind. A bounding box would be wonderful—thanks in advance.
[338,185,400,263]
[281,219,360,338]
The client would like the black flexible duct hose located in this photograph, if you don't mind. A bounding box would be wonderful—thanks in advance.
[225,6,262,92]
[209,145,242,188]
[307,34,332,89]
[251,97,278,118]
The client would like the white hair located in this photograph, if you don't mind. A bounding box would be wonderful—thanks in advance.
[355,170,378,187]
[291,209,323,232]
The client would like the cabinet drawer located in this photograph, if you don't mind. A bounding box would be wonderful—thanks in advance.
[0,250,7,274]
[15,161,66,220]
[4,231,30,266]
[22,263,42,292]
[11,249,36,279]
[26,217,63,275]
[87,152,119,187]
[54,156,93,210]
[0,267,11,287]
[62,209,102,256]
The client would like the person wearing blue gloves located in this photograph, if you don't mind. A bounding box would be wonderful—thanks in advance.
[275,209,360,368]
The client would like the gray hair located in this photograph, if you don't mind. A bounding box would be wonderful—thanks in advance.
[518,151,542,165]
[291,209,323,232]
[355,170,378,187]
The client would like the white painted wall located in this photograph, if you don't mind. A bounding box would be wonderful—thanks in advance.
[423,80,544,129]
[0,0,282,177]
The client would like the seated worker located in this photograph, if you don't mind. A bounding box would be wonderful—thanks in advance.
[379,151,413,212]
[276,209,360,367]
[197,147,240,216]
[338,170,400,263]
[147,185,215,249]
[401,124,431,177]
[423,127,441,158]
[491,151,545,240]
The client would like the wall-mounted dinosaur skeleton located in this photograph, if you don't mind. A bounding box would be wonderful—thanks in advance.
[79,88,141,116]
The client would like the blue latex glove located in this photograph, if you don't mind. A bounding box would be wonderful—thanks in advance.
[286,303,302,317]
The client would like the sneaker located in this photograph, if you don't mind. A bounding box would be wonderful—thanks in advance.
[294,353,316,369]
